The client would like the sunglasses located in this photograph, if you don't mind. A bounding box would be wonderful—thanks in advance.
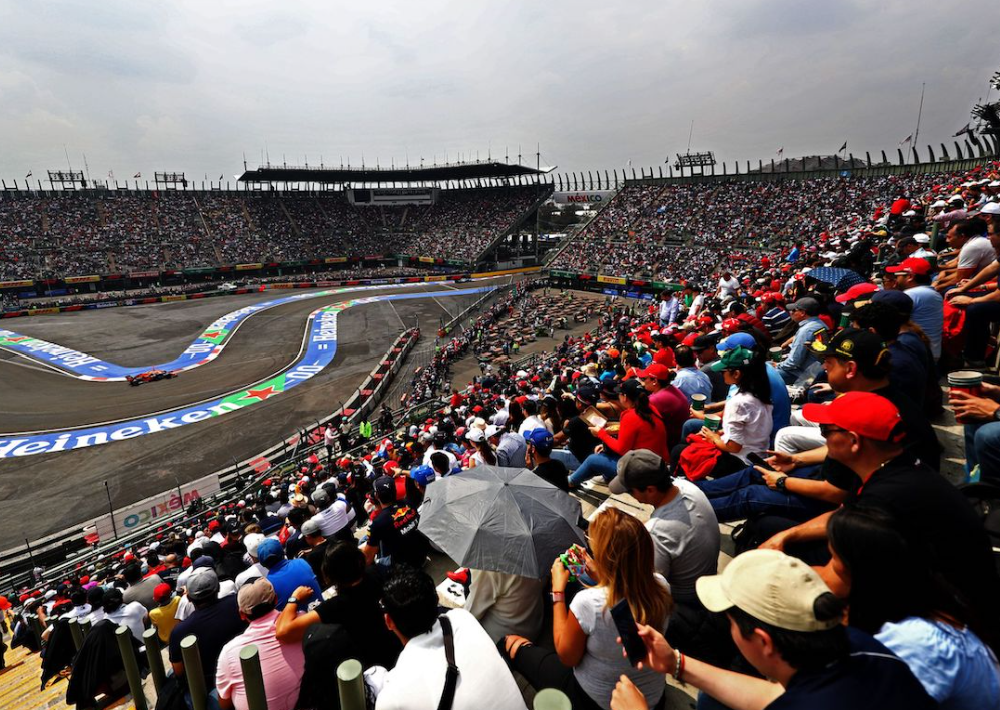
[819,424,848,437]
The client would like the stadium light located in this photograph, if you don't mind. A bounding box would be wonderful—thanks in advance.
[47,170,86,189]
[673,151,717,176]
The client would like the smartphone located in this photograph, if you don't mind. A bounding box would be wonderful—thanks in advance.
[610,599,646,667]
[746,452,775,472]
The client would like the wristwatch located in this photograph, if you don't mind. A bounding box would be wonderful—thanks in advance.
[551,591,566,603]
[775,475,788,492]
[287,597,299,606]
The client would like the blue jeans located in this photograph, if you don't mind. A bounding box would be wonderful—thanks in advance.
[694,464,831,523]
[964,421,1000,482]
[568,451,620,486]
[681,418,703,441]
[550,448,582,472]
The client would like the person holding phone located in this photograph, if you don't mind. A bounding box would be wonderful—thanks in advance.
[501,508,673,710]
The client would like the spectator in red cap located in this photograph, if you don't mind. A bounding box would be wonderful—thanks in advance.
[761,392,1000,652]
[885,258,942,360]
[636,362,688,448]
[149,583,180,644]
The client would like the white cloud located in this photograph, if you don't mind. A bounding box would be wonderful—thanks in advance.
[0,0,997,180]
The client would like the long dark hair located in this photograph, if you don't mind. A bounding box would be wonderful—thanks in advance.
[620,378,658,426]
[828,505,983,641]
[730,351,772,405]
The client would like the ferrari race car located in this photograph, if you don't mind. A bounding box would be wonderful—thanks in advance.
[126,369,177,386]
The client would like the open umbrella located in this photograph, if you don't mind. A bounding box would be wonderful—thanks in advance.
[805,266,867,291]
[419,466,585,578]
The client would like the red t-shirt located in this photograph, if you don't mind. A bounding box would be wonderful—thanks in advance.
[597,408,669,460]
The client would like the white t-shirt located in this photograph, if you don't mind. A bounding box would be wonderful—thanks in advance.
[105,600,148,641]
[957,236,995,274]
[570,581,670,709]
[722,391,773,462]
[375,609,527,710]
[311,496,353,537]
[718,276,740,298]
[517,416,547,438]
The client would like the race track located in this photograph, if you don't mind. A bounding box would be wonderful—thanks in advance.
[0,278,508,542]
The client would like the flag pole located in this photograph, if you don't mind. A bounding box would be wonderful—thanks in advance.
[912,82,926,160]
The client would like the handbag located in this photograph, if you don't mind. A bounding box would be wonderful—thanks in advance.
[436,615,461,710]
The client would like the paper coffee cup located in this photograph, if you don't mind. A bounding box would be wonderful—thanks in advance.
[948,370,984,424]
[691,394,707,411]
[768,347,783,362]
[704,414,722,431]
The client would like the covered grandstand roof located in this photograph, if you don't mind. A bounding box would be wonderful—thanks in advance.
[238,161,551,184]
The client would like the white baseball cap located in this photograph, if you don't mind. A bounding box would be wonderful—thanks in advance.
[696,549,839,632]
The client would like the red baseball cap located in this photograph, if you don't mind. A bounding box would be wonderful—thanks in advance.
[886,258,932,276]
[652,347,676,368]
[681,332,699,347]
[153,583,173,604]
[636,363,672,381]
[834,283,878,304]
[802,392,905,442]
[721,318,741,334]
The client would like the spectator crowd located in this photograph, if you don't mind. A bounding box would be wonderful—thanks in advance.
[6,162,1000,710]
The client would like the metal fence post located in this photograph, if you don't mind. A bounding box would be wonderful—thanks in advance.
[143,628,167,693]
[181,635,208,710]
[336,659,366,710]
[239,645,268,710]
[80,617,92,636]
[115,625,148,710]
[534,688,572,710]
[68,618,84,650]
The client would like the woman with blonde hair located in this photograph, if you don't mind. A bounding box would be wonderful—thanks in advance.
[502,507,673,710]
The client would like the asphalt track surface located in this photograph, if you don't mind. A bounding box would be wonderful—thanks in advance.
[0,279,507,543]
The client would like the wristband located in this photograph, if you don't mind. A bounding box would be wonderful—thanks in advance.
[673,650,685,683]
[551,591,566,604]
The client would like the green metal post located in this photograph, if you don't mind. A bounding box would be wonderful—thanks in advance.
[336,659,366,710]
[239,645,268,710]
[143,628,167,693]
[80,617,92,636]
[68,618,84,650]
[115,625,148,710]
[181,635,208,710]
[534,688,573,710]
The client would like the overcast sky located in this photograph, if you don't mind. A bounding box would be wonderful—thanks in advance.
[2,0,998,183]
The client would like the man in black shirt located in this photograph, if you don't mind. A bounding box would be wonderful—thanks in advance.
[362,476,429,571]
[298,519,330,583]
[525,427,570,491]
[764,391,1000,649]
[555,385,601,468]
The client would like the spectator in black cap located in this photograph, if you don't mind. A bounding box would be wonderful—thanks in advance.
[692,333,729,402]
[168,569,246,697]
[552,386,602,472]
[362,475,430,572]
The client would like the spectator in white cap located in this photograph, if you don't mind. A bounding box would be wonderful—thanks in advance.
[466,426,497,467]
[234,533,268,589]
[609,550,936,710]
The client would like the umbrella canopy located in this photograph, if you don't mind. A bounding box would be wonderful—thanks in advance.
[805,266,866,291]
[419,466,585,578]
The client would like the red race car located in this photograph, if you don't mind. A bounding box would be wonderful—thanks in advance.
[126,369,177,386]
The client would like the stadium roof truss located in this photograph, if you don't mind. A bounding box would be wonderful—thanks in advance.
[238,161,552,186]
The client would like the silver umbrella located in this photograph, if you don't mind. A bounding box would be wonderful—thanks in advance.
[419,465,585,578]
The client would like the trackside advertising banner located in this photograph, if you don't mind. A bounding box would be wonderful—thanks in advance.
[551,191,616,204]
[94,473,221,541]
[0,286,490,459]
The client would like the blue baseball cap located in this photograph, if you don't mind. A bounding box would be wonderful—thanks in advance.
[525,427,554,452]
[255,538,285,568]
[717,332,757,352]
[410,465,436,487]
